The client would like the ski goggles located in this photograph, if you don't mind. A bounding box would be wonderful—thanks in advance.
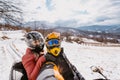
[47,39,60,47]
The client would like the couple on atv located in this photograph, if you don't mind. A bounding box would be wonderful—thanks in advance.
[20,31,85,80]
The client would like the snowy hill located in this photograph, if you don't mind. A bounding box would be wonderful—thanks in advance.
[22,21,87,36]
[23,21,120,34]
[23,21,56,29]
[22,21,120,42]
[0,30,120,80]
[78,25,120,34]
[23,20,78,29]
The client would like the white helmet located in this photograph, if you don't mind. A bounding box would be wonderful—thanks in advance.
[25,31,44,51]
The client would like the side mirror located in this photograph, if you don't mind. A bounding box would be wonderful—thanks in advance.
[90,66,109,80]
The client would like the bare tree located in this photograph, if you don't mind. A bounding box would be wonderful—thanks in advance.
[0,0,22,25]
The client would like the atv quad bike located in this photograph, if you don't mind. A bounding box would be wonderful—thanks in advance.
[9,62,109,80]
[9,61,62,80]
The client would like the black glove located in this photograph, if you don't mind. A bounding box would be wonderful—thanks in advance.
[45,53,56,62]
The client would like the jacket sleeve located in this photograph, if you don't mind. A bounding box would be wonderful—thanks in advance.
[22,48,46,80]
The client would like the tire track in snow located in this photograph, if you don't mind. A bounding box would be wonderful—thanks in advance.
[11,38,25,56]
[10,39,22,58]
[5,39,22,62]
[0,46,8,79]
[3,39,24,80]
[0,41,16,80]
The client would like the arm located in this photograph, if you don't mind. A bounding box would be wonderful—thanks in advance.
[22,49,46,80]
[30,56,45,80]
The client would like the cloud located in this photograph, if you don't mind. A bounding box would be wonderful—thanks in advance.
[95,16,112,22]
[22,0,120,26]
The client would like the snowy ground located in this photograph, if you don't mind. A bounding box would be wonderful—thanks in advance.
[0,30,120,80]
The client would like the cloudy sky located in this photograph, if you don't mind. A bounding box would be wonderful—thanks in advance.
[21,0,120,26]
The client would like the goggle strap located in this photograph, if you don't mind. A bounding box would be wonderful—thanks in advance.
[47,45,60,49]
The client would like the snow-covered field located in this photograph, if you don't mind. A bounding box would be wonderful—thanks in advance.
[0,30,120,80]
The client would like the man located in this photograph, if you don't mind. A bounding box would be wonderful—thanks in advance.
[36,32,64,80]
[44,32,85,80]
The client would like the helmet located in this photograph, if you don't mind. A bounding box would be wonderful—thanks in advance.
[45,32,61,56]
[25,31,44,51]
[45,32,60,41]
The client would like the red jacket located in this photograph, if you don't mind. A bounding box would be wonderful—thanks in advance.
[22,48,46,80]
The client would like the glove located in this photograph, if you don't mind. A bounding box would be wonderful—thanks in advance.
[45,53,56,62]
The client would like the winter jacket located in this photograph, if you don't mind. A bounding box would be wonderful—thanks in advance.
[22,48,46,80]
[54,48,85,80]
[54,52,74,80]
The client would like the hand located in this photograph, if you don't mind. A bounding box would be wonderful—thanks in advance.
[45,53,56,62]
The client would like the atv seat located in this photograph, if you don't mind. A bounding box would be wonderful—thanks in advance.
[9,62,28,80]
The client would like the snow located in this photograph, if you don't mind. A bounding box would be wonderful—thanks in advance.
[62,41,120,79]
[0,30,120,80]
[82,38,100,43]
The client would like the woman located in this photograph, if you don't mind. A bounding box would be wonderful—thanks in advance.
[22,31,55,80]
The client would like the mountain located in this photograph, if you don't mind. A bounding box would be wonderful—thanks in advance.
[23,21,120,35]
[54,19,78,28]
[52,27,86,35]
[23,19,78,29]
[22,21,86,35]
[78,25,120,34]
[23,21,56,29]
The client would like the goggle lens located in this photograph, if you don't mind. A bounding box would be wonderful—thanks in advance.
[47,39,59,46]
